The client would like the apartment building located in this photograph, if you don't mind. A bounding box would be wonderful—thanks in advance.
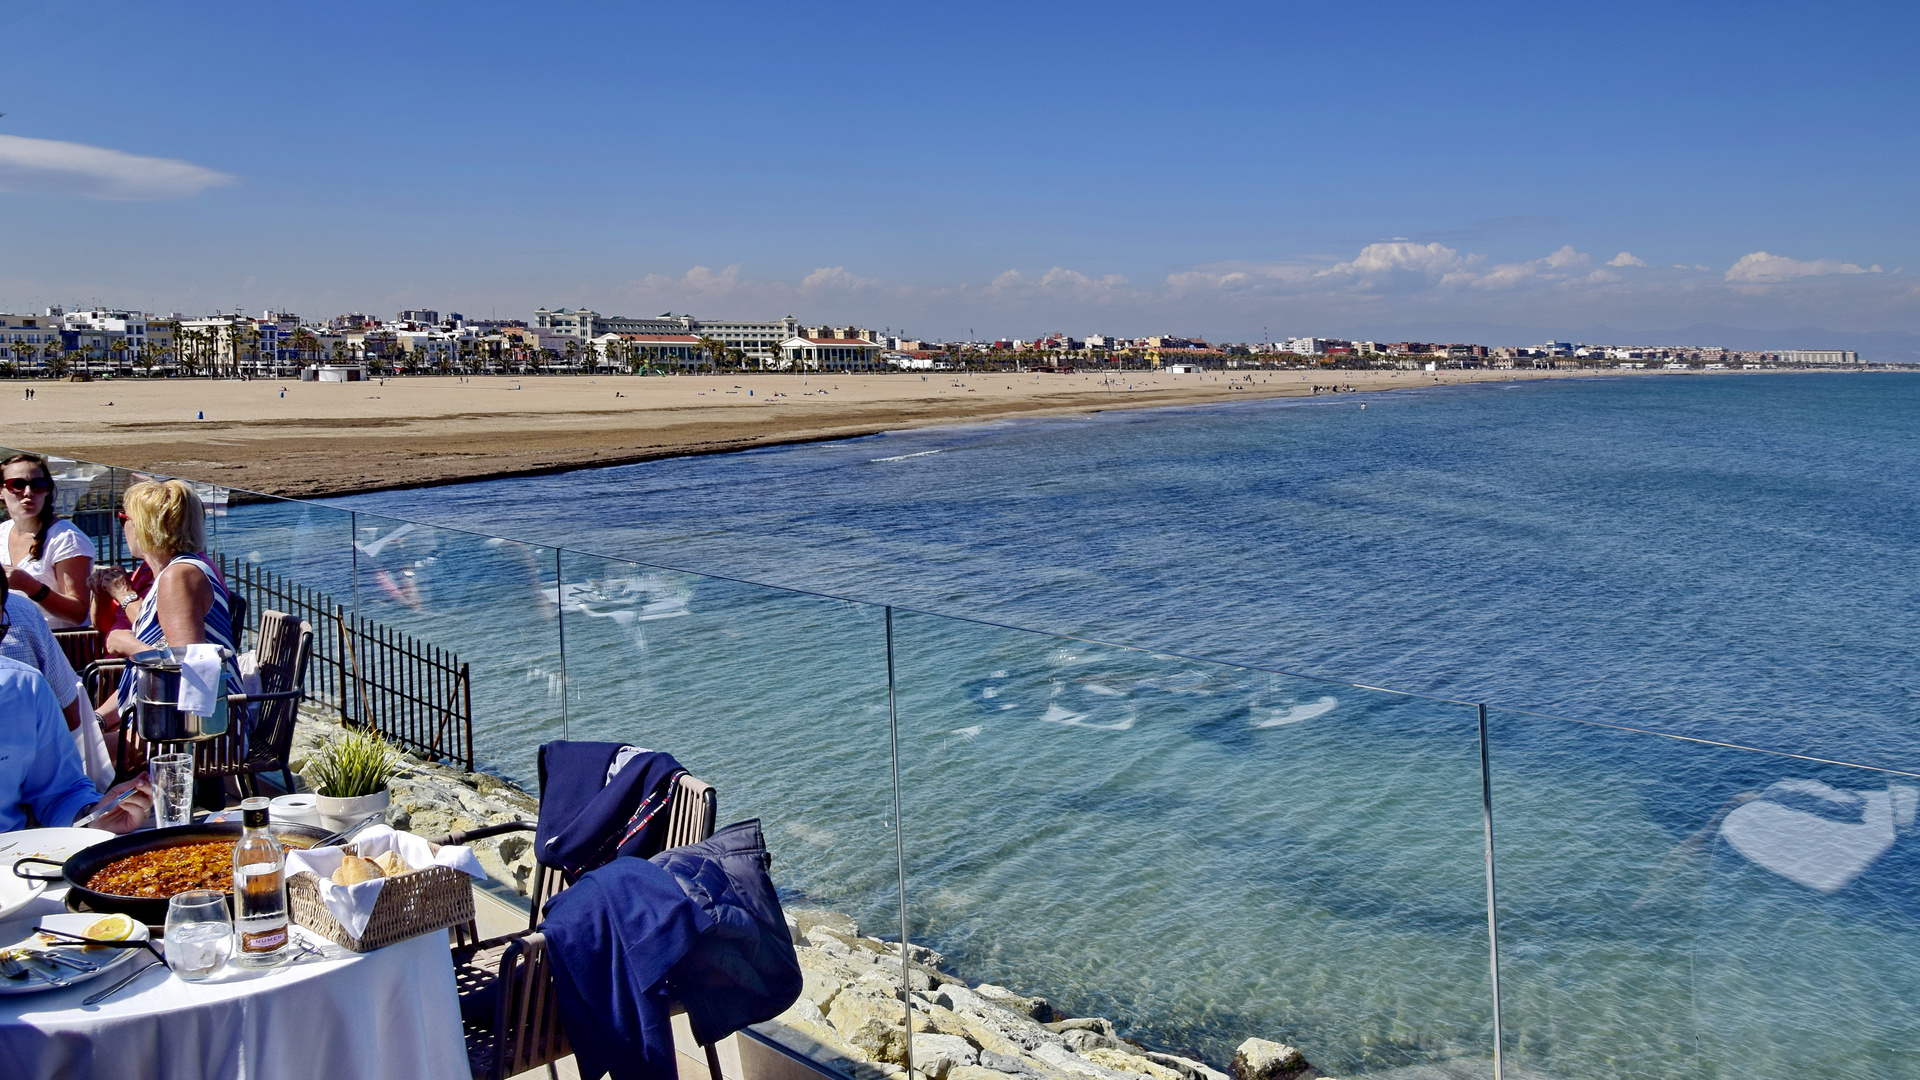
[0,313,60,367]
[534,309,802,360]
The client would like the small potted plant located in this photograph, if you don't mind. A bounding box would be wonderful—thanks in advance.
[306,728,400,833]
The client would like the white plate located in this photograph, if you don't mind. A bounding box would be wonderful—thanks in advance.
[0,912,154,995]
[0,872,42,922]
[0,827,116,870]
[0,828,113,912]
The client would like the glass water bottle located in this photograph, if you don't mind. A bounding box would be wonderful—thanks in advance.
[232,796,291,967]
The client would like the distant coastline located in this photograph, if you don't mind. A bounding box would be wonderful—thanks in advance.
[0,366,1850,501]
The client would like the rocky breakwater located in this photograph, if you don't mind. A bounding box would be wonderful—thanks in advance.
[764,909,1335,1080]
[286,709,541,895]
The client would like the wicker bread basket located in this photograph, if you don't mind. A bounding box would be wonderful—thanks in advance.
[288,864,474,952]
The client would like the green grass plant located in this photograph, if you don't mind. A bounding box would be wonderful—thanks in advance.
[306,727,400,799]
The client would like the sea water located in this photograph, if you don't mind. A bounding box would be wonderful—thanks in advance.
[228,373,1920,1078]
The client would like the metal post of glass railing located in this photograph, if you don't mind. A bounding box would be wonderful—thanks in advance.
[556,548,569,739]
[885,606,913,1077]
[1479,703,1505,1080]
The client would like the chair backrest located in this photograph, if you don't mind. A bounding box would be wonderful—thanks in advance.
[246,611,312,765]
[525,771,717,931]
[663,774,717,851]
[52,628,105,675]
[228,592,250,652]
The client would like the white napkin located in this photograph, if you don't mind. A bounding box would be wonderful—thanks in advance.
[284,825,487,939]
[176,643,224,715]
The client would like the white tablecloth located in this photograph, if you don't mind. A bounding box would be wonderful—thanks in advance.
[0,890,468,1080]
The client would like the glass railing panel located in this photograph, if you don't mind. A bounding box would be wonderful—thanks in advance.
[555,550,901,936]
[336,511,561,787]
[891,610,1493,1079]
[1485,706,1920,1079]
[214,490,363,721]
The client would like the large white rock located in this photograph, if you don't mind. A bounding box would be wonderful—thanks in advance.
[1061,1030,1125,1054]
[911,1033,980,1080]
[974,984,1055,1022]
[1083,1048,1186,1080]
[1142,1051,1231,1080]
[1030,1042,1136,1080]
[1230,1038,1308,1080]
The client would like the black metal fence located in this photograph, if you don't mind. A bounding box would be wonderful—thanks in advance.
[216,555,474,770]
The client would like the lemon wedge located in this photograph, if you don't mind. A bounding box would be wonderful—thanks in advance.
[83,913,138,945]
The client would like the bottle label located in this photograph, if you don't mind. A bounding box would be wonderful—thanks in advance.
[241,926,288,953]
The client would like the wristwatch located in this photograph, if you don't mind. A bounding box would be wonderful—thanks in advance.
[28,582,50,603]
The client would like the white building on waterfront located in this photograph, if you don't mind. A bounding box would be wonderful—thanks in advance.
[1780,350,1861,365]
[534,309,801,362]
[781,335,885,371]
[0,312,59,369]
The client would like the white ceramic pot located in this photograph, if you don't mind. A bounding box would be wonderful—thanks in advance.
[314,788,390,835]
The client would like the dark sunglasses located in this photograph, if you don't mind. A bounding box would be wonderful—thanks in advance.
[2,476,52,494]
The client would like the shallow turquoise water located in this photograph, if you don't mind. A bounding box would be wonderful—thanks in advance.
[213,373,1920,1078]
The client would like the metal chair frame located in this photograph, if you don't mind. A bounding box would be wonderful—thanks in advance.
[439,773,719,1080]
[88,609,312,795]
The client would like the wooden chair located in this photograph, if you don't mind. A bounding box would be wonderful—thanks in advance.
[439,773,719,1080]
[97,609,313,795]
[50,627,106,678]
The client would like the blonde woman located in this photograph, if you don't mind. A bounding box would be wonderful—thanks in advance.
[95,481,237,747]
[2,453,94,628]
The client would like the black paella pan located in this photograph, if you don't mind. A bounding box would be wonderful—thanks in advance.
[12,821,330,925]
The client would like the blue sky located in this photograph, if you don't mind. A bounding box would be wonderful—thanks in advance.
[2,0,1914,341]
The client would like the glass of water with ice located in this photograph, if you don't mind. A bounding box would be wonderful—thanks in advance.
[164,890,231,980]
[149,752,195,828]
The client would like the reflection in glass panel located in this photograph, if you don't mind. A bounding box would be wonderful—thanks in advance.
[342,511,561,784]
[1486,707,1920,1079]
[892,612,1492,1077]
[556,553,900,936]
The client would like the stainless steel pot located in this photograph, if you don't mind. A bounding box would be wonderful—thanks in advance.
[131,648,232,742]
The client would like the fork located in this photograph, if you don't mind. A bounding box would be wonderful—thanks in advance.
[0,953,69,987]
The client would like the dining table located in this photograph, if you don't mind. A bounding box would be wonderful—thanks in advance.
[0,865,470,1080]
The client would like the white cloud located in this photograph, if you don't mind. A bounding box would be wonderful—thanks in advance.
[0,134,234,200]
[1608,252,1646,267]
[1322,241,1467,278]
[1725,251,1882,284]
[800,266,880,292]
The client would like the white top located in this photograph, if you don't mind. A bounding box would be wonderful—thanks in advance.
[0,520,92,628]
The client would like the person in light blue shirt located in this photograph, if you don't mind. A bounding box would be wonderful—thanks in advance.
[0,592,82,732]
[0,656,99,832]
[0,602,149,833]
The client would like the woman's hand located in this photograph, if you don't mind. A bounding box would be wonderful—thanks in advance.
[85,776,154,835]
[5,566,35,593]
[89,565,133,598]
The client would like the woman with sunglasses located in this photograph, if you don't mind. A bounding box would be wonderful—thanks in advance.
[1,453,95,629]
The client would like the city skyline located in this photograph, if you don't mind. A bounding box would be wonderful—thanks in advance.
[1,0,1913,341]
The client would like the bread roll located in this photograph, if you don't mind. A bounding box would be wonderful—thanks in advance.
[374,850,411,877]
[332,855,386,885]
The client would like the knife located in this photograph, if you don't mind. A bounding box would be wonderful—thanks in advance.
[73,786,142,828]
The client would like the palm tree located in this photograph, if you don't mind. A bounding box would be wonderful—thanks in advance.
[697,336,727,375]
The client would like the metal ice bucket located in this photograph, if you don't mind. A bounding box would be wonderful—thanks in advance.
[131,647,231,742]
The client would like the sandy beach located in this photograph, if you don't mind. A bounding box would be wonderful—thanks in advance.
[4,367,1638,498]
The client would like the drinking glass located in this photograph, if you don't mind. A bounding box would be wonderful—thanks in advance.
[149,752,194,828]
[164,889,231,980]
